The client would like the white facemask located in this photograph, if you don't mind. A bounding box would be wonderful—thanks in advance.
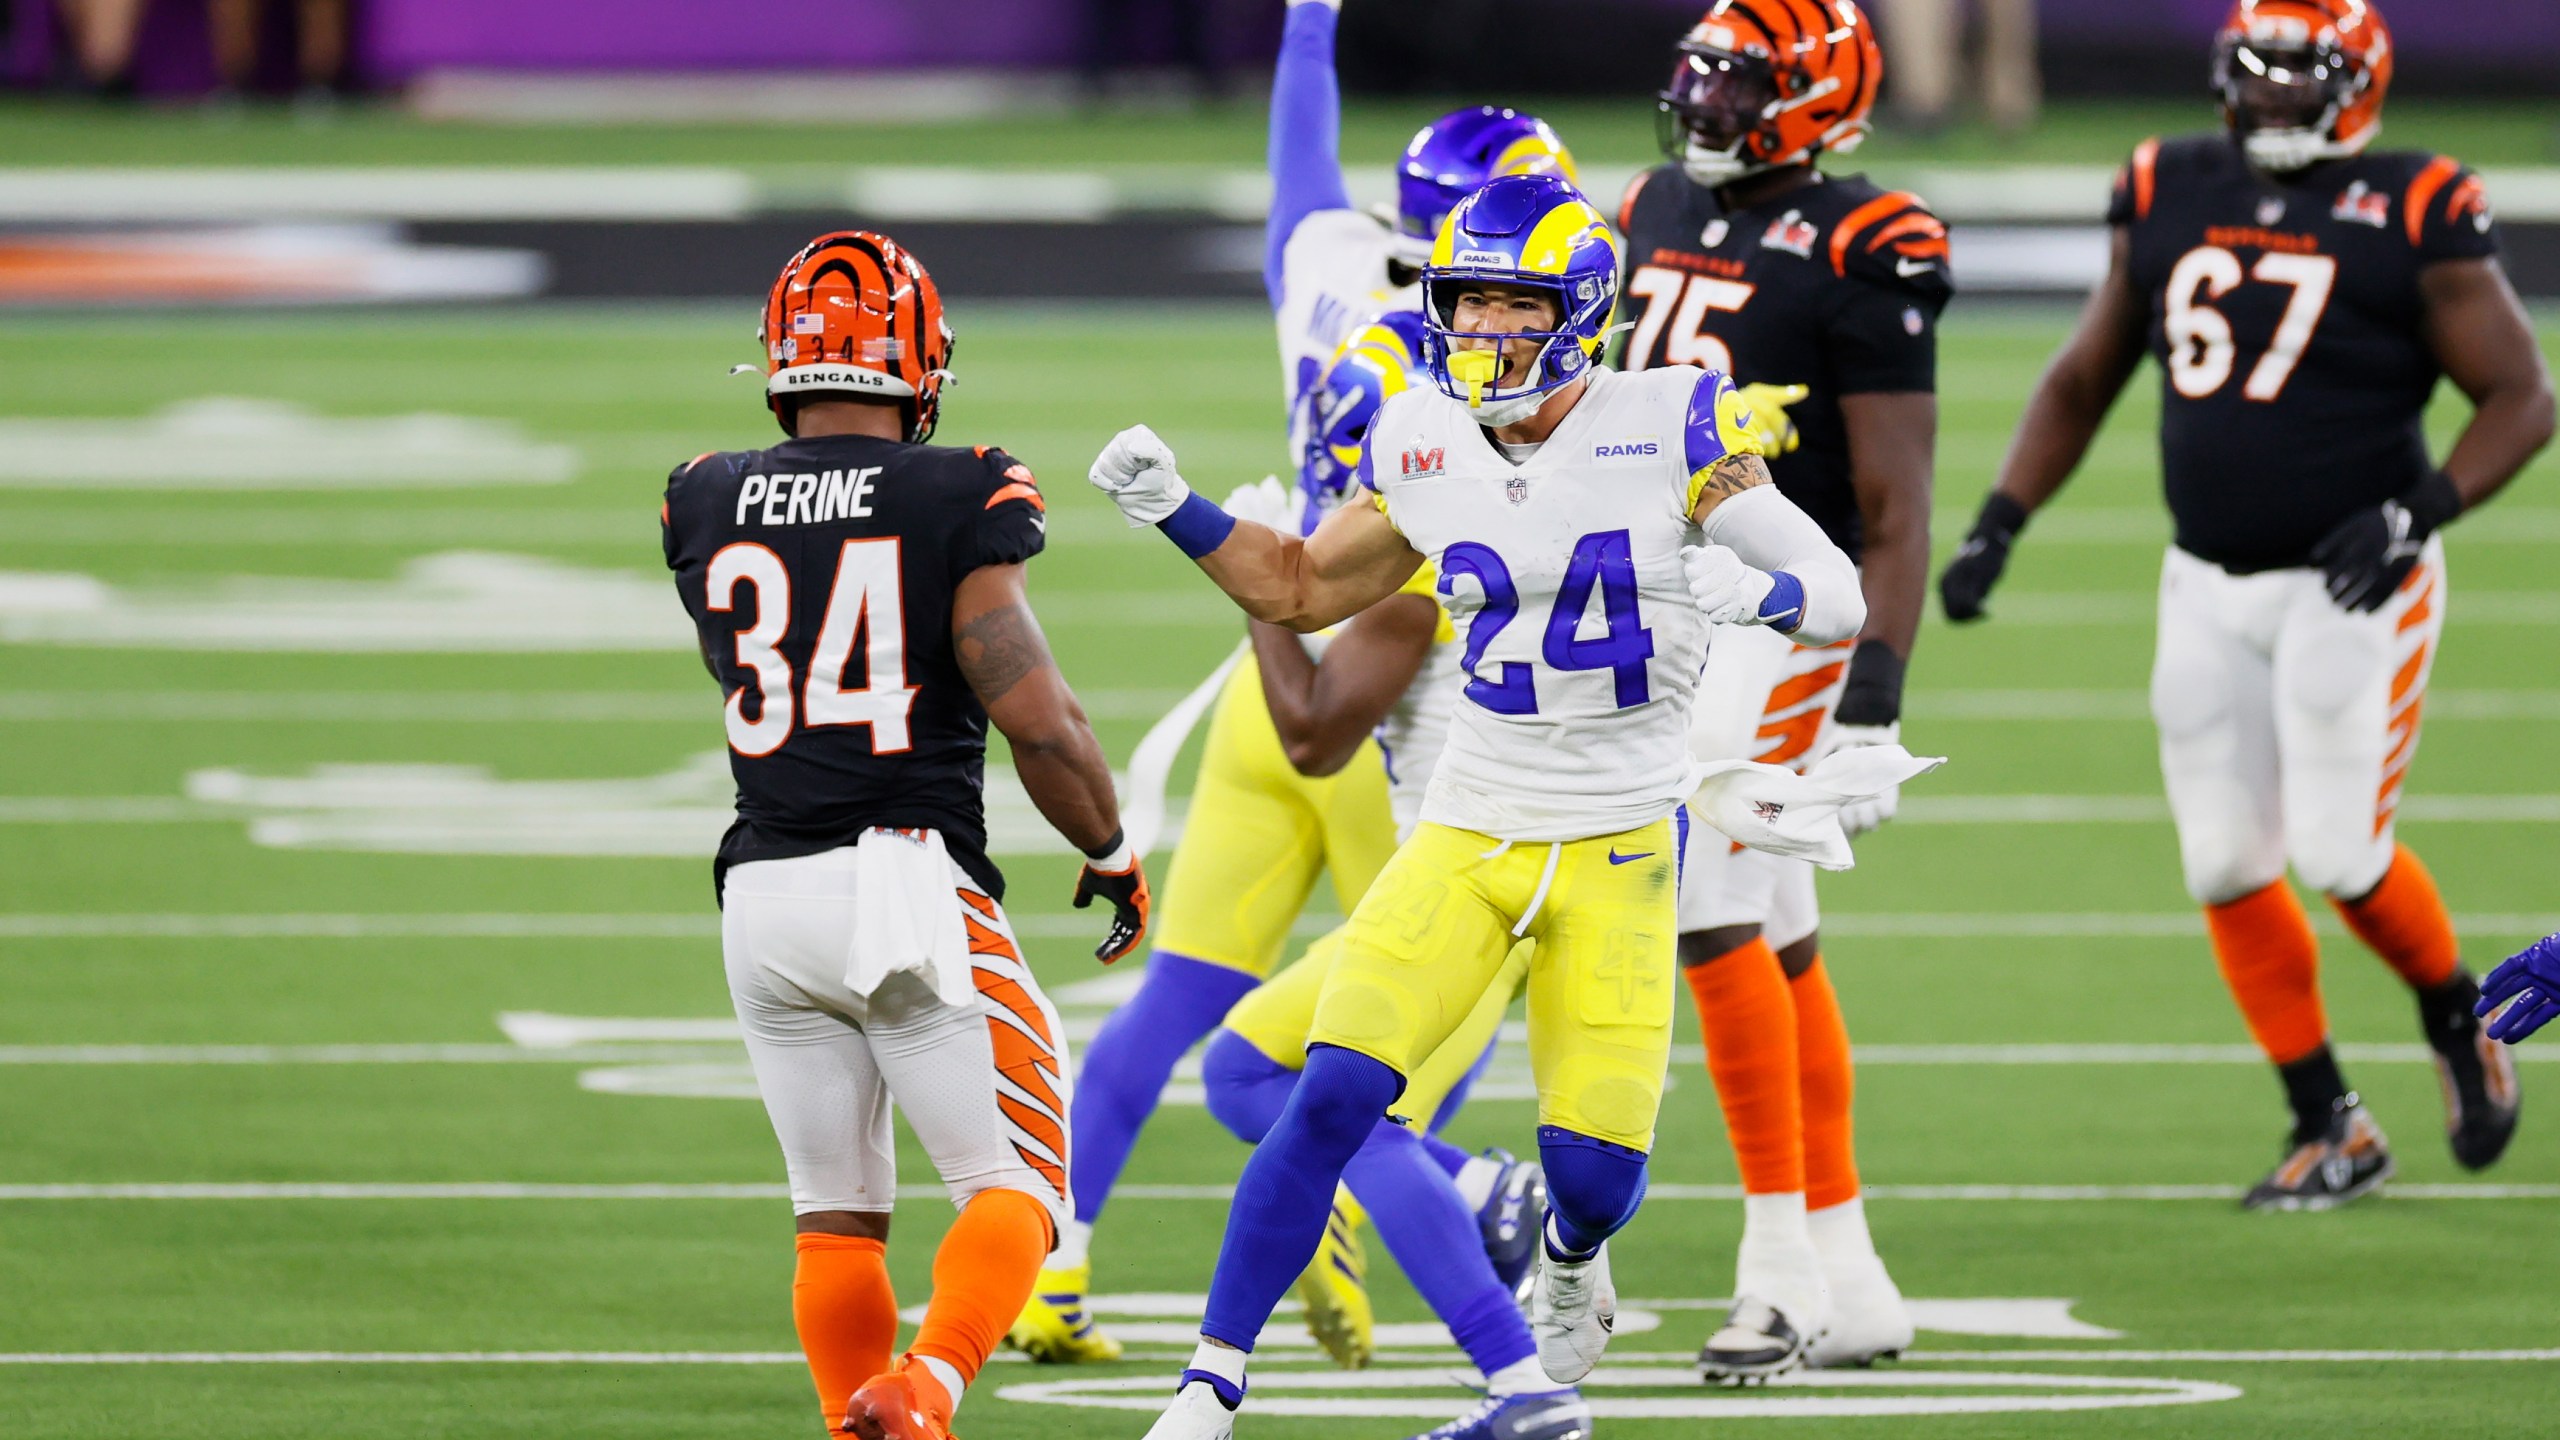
[1466,390,1550,428]
[1679,138,1757,189]
[2241,124,2357,174]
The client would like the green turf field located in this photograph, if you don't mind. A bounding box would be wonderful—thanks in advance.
[1,94,2553,169]
[2,302,2557,1439]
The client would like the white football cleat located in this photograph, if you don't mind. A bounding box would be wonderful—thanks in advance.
[1532,1240,1616,1383]
[1805,1200,1913,1369]
[1142,1379,1239,1440]
[1699,1213,1830,1384]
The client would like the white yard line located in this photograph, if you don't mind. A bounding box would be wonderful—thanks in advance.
[2,911,2550,942]
[6,1040,2556,1069]
[4,1181,2552,1202]
[11,792,2560,827]
[3,687,2556,726]
[5,1344,2549,1367]
[0,688,1190,723]
[0,910,1338,940]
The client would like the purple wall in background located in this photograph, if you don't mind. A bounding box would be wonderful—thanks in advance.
[349,0,2557,80]
[2006,0,2559,62]
[8,0,2554,94]
[365,0,1073,74]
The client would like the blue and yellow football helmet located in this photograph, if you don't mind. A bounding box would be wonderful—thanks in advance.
[1418,174,1620,417]
[1298,309,1429,531]
[1393,107,1579,268]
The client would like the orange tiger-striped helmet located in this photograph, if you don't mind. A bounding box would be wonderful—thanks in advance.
[2213,0,2392,172]
[759,230,955,441]
[1655,0,1883,189]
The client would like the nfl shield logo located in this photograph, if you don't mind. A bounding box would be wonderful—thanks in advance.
[1505,475,1529,505]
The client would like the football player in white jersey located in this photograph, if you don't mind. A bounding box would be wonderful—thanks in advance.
[1267,0,1578,497]
[1089,173,1879,1440]
[1013,0,1579,1366]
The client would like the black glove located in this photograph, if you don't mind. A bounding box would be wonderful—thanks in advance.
[1071,831,1151,964]
[2311,469,2461,613]
[1937,492,2028,622]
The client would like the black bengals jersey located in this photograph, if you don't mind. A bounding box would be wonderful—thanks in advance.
[662,435,1047,900]
[2114,134,2498,573]
[1617,168,1952,562]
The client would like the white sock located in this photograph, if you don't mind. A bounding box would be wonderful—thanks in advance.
[1485,1354,1568,1397]
[1543,1213,1596,1263]
[1806,1196,1878,1262]
[1453,1155,1503,1212]
[1741,1191,1812,1248]
[1187,1339,1249,1393]
[916,1355,967,1416]
[1049,1217,1093,1271]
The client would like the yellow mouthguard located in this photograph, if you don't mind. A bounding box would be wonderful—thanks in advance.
[1448,349,1499,407]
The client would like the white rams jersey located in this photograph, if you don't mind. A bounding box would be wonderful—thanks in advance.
[1276,209,1419,464]
[1366,367,1722,841]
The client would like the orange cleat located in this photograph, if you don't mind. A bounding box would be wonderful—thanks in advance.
[840,1362,956,1440]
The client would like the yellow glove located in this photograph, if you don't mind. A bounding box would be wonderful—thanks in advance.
[1735,382,1810,456]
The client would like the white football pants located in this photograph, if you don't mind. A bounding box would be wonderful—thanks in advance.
[1676,623,1854,947]
[722,845,1072,1227]
[2150,541,2446,906]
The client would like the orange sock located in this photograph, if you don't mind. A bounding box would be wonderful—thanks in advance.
[1791,957,1861,1211]
[2205,880,2328,1064]
[908,1188,1056,1402]
[2332,844,2460,990]
[792,1232,898,1431]
[1684,939,1805,1196]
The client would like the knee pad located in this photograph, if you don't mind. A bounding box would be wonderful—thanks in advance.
[1538,1124,1649,1241]
[1290,1044,1407,1153]
[1201,1028,1295,1144]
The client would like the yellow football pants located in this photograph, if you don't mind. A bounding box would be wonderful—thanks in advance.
[1224,926,1532,1130]
[1307,818,1679,1152]
[1149,653,1398,978]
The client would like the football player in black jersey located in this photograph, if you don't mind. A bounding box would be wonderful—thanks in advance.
[1939,0,2553,1211]
[661,231,1150,1440]
[1618,0,1946,1380]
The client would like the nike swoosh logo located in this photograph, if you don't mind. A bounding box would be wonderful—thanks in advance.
[1607,850,1653,865]
[1896,257,1938,277]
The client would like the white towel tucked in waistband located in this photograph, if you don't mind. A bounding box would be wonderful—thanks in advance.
[846,826,975,1008]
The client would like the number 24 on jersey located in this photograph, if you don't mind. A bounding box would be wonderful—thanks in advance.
[1439,529,1656,716]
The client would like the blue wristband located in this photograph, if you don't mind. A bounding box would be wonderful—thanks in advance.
[1758,570,1806,633]
[1159,490,1237,559]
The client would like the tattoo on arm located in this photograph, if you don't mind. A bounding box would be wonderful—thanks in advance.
[955,601,1054,705]
[1698,451,1771,501]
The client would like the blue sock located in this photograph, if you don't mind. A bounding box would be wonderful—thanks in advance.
[1420,1131,1473,1180]
[1069,950,1259,1225]
[1200,1045,1404,1350]
[1344,1120,1536,1377]
[1426,1033,1500,1134]
[1200,1028,1293,1144]
[1539,1124,1649,1261]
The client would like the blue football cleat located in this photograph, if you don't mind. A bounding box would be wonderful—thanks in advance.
[1407,1389,1591,1440]
[1474,1149,1547,1303]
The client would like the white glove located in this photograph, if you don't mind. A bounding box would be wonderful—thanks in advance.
[1089,424,1193,528]
[1817,720,1901,836]
[1682,543,1778,627]
[1223,475,1298,535]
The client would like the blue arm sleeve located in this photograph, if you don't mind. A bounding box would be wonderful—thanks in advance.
[1265,1,1354,308]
